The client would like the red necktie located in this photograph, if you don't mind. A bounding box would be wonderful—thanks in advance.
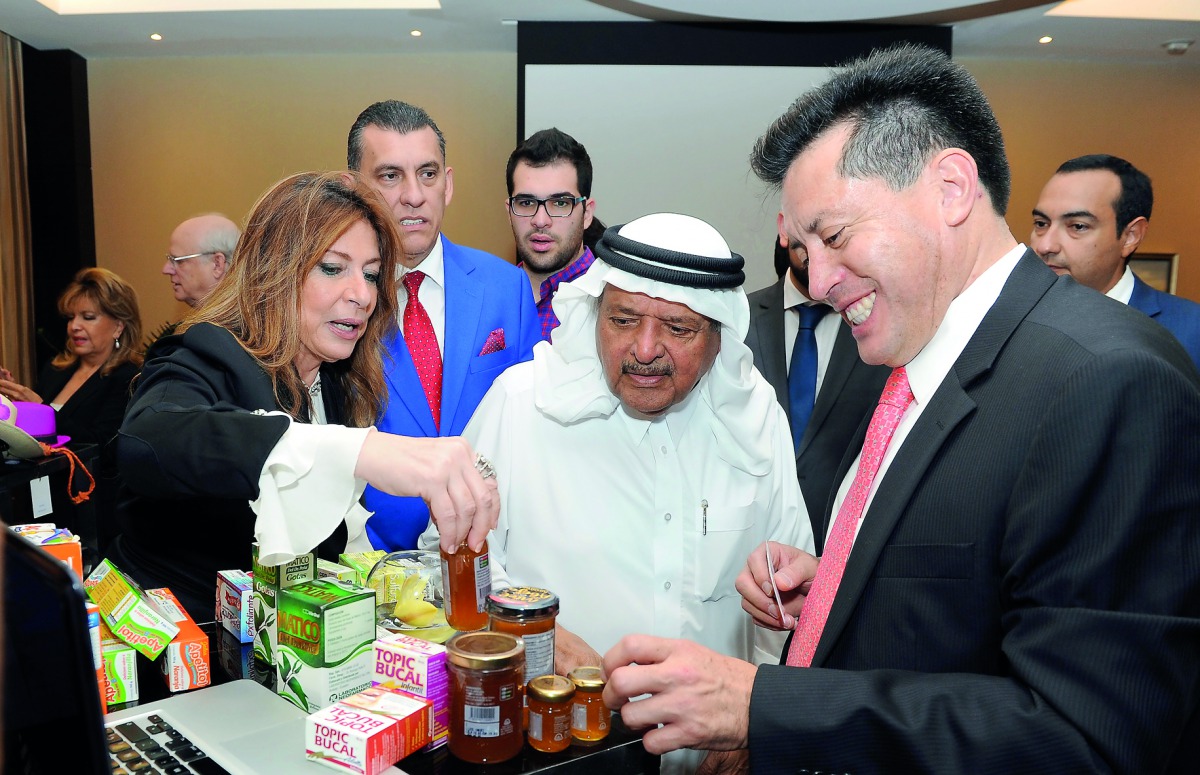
[402,270,442,430]
[786,367,914,667]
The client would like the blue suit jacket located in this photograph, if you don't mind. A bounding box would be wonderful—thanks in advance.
[364,236,539,550]
[1129,273,1200,367]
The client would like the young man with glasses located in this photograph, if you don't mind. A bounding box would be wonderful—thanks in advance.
[505,128,598,340]
[163,213,240,308]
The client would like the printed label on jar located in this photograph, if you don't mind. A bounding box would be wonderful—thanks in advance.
[521,629,554,682]
[529,711,544,741]
[465,704,500,738]
[572,702,587,732]
[473,555,491,614]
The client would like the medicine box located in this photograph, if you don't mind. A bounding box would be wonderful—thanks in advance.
[275,578,376,713]
[306,687,431,775]
[148,588,211,692]
[84,558,179,659]
[216,569,254,643]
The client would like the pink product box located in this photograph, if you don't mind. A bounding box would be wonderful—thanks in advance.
[216,569,254,643]
[372,633,448,750]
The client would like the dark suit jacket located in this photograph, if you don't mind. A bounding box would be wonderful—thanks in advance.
[114,323,348,617]
[751,253,1200,773]
[363,237,540,550]
[745,278,889,548]
[1129,272,1200,367]
[36,359,139,446]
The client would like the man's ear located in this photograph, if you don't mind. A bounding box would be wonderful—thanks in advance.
[932,148,979,228]
[582,198,596,231]
[1119,216,1149,259]
[211,252,229,280]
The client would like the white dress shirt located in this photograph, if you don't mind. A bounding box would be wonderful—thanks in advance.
[399,234,446,355]
[783,268,840,395]
[1106,265,1136,305]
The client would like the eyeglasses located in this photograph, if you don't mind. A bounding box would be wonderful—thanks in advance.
[165,251,216,264]
[507,195,587,218]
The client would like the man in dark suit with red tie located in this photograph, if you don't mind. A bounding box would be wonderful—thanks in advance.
[746,240,889,547]
[601,43,1200,774]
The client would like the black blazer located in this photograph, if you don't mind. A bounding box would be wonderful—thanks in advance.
[745,278,889,548]
[36,359,139,447]
[113,323,348,617]
[750,253,1200,773]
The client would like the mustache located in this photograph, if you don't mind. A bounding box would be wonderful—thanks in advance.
[622,361,674,377]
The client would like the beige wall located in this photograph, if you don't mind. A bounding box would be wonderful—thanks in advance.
[88,52,1200,338]
[88,52,519,335]
[968,57,1200,302]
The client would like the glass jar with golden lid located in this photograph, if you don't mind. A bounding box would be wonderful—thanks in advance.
[526,674,575,753]
[567,666,610,743]
[487,586,559,683]
[445,631,525,763]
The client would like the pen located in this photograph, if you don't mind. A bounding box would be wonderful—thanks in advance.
[701,499,708,535]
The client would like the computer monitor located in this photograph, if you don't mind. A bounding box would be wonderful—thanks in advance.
[3,526,109,773]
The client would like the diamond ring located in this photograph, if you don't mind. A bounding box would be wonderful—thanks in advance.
[474,454,496,480]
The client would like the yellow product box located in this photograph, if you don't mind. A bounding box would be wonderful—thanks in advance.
[276,578,376,713]
[216,569,254,643]
[318,559,357,582]
[148,588,212,692]
[372,633,448,749]
[99,620,139,706]
[306,686,431,775]
[84,558,179,659]
[338,550,387,586]
[250,544,316,669]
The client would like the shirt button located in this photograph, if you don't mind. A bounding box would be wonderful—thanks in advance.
[664,513,671,521]
[663,581,671,590]
[660,445,668,455]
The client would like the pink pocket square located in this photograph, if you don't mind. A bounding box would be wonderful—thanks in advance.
[478,328,506,356]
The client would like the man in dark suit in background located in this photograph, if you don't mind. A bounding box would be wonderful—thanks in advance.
[1031,153,1200,366]
[745,239,888,546]
[602,43,1200,774]
[349,100,540,550]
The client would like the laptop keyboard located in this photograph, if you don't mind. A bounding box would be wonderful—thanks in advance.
[106,711,232,775]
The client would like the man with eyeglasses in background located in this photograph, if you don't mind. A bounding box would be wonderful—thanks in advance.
[163,213,240,308]
[506,128,598,341]
[348,99,540,551]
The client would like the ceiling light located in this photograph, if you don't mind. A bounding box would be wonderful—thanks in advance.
[150,33,162,41]
[1039,36,1053,44]
[410,29,422,37]
[1163,39,1193,55]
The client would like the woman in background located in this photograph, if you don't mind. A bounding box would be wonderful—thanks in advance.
[0,267,142,446]
[110,171,495,617]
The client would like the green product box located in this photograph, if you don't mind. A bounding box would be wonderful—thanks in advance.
[276,578,376,713]
[83,558,179,659]
[99,621,139,706]
[250,544,316,670]
[317,559,357,582]
[338,550,387,586]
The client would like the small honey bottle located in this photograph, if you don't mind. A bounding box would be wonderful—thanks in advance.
[567,666,610,743]
[526,674,575,753]
[440,539,490,631]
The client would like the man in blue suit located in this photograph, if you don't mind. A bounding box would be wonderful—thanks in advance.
[1031,153,1200,366]
[349,100,540,550]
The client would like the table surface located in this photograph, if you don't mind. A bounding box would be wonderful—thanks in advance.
[115,620,659,775]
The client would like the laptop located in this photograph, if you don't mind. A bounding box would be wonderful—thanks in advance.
[1,528,333,775]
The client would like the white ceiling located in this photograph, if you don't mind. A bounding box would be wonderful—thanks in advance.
[0,0,1197,65]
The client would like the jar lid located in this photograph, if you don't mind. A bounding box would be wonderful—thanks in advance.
[486,586,560,618]
[527,674,576,703]
[446,631,524,670]
[567,666,606,691]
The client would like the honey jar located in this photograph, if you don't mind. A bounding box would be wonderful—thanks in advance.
[487,587,559,685]
[526,674,575,754]
[441,540,491,631]
[567,666,610,743]
[445,631,524,764]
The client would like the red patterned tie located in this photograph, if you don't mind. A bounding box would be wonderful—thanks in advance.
[402,270,442,430]
[786,367,914,667]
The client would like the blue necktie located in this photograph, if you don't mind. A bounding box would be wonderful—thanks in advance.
[788,303,827,450]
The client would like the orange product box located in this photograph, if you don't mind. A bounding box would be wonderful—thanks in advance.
[147,588,212,692]
[306,686,431,775]
[9,523,83,578]
[43,539,83,579]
